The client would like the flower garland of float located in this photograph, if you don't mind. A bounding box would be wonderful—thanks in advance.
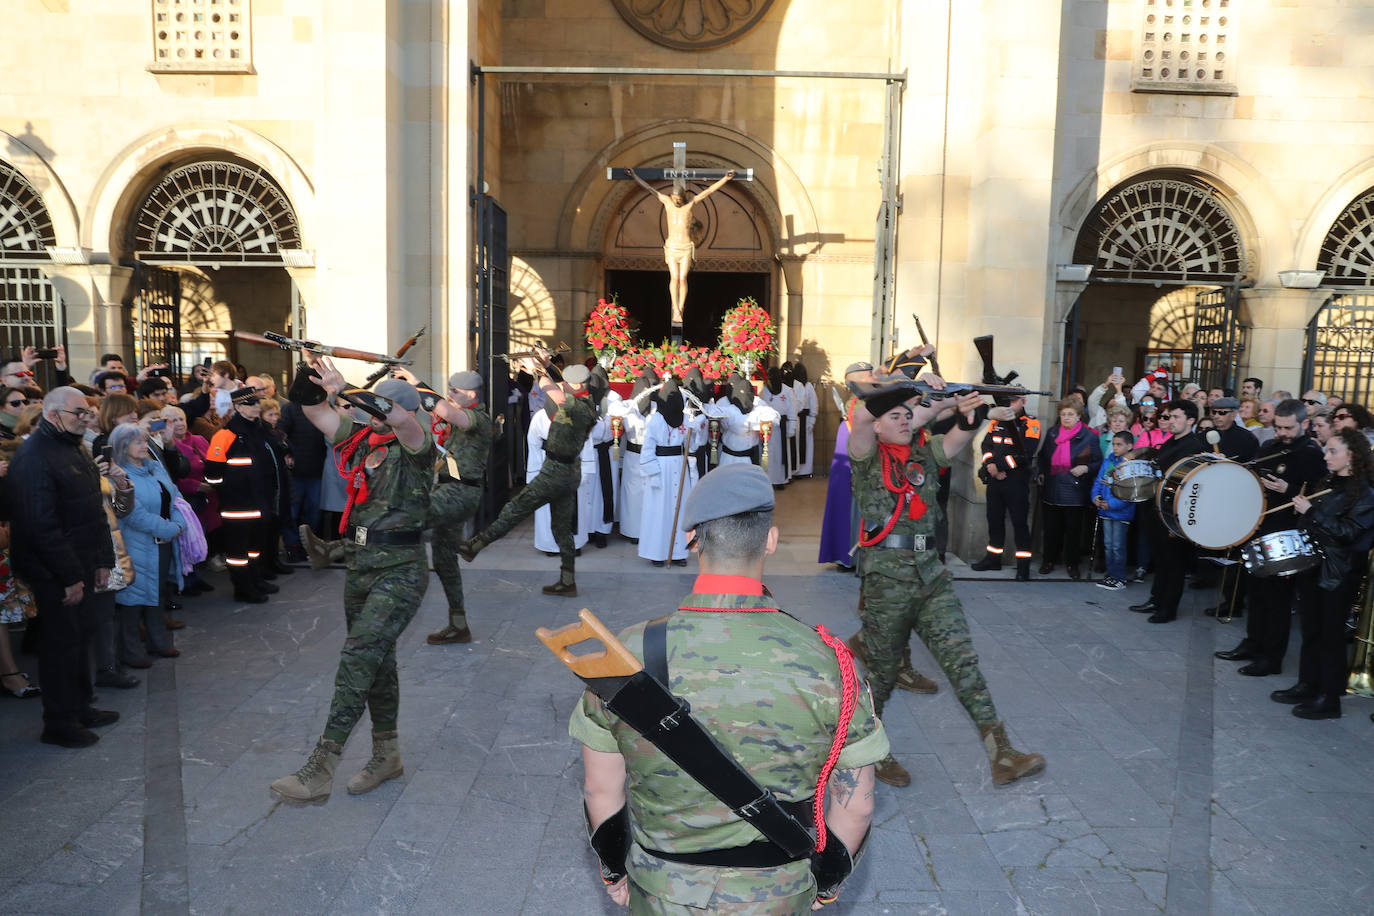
[583,296,778,382]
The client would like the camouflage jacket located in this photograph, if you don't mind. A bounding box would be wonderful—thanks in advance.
[332,417,433,571]
[849,433,950,579]
[544,393,596,461]
[568,576,889,909]
[436,406,493,483]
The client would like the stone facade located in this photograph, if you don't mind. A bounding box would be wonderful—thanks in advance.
[4,0,1374,554]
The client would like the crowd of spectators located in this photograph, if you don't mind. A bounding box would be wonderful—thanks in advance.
[0,347,334,748]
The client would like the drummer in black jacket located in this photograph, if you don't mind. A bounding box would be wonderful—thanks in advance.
[1127,399,1206,623]
[1214,399,1326,674]
[1270,428,1374,718]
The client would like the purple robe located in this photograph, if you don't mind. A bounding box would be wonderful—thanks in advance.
[818,420,857,566]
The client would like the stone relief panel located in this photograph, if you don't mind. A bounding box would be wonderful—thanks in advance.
[1133,0,1236,96]
[150,0,253,73]
[609,0,777,51]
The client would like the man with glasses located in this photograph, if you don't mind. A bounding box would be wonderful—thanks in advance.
[1196,397,1258,616]
[94,371,128,397]
[7,388,119,748]
[1128,400,1205,624]
[1301,390,1327,410]
[1215,400,1326,675]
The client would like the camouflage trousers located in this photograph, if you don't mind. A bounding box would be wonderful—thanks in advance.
[322,556,429,743]
[481,457,580,573]
[428,482,481,622]
[627,865,814,915]
[861,559,998,726]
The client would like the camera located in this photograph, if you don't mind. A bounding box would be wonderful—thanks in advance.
[35,348,59,359]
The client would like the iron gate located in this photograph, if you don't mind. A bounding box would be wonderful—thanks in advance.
[1191,287,1240,393]
[0,266,62,354]
[1305,293,1374,406]
[131,263,183,378]
[478,196,511,524]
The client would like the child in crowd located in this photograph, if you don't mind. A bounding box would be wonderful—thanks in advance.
[1091,429,1137,590]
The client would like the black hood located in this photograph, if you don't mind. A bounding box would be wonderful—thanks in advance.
[515,371,534,394]
[632,368,659,399]
[766,367,784,396]
[729,376,755,414]
[588,365,610,407]
[655,377,684,428]
[792,361,808,384]
[781,362,795,387]
[683,367,709,402]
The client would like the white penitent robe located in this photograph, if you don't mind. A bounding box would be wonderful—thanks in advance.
[528,409,588,555]
[793,380,818,476]
[758,384,795,485]
[579,415,611,540]
[636,413,706,562]
[707,400,781,468]
[616,400,650,540]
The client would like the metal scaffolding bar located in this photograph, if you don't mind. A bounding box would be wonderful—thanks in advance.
[473,65,905,82]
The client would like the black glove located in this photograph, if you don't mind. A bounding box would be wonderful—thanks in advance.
[288,362,327,406]
[585,803,630,886]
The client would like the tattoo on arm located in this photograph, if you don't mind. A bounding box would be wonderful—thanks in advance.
[828,767,870,808]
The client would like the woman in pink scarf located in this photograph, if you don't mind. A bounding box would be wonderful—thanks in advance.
[1035,399,1102,579]
[164,405,219,594]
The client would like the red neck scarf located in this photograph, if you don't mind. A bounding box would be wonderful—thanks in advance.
[858,442,928,547]
[334,428,397,533]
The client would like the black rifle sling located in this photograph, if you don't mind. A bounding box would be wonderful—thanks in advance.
[631,616,813,859]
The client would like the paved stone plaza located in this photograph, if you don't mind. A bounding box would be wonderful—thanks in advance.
[2,513,1372,916]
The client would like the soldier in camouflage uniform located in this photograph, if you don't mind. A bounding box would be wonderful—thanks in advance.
[459,355,596,597]
[848,378,1045,789]
[269,361,433,803]
[571,463,886,913]
[413,369,493,644]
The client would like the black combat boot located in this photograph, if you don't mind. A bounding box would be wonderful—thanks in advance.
[1015,558,1031,581]
[970,552,1002,572]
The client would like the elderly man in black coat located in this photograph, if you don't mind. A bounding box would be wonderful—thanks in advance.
[8,387,121,747]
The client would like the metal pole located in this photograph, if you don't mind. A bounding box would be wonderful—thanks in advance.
[473,64,489,408]
[474,65,905,82]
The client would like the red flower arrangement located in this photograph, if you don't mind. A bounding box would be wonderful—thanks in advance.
[716,297,776,370]
[584,296,634,360]
[609,345,736,382]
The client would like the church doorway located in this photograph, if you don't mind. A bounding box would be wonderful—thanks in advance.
[605,269,769,345]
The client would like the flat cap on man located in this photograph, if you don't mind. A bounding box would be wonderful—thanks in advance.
[681,463,775,531]
[448,370,484,391]
[563,364,591,385]
[1212,396,1240,410]
[373,378,421,411]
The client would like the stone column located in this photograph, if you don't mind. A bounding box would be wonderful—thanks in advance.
[41,263,134,373]
[1238,287,1329,395]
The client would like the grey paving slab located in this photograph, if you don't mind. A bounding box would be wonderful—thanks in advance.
[3,514,1373,914]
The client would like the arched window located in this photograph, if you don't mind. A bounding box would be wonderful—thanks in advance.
[128,159,301,263]
[0,161,56,259]
[1317,187,1374,286]
[1073,174,1245,283]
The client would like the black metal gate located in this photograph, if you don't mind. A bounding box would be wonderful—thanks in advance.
[131,263,182,378]
[477,197,512,524]
[1190,287,1240,393]
[1305,293,1374,406]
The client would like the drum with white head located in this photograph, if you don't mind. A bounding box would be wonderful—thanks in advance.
[1156,454,1264,549]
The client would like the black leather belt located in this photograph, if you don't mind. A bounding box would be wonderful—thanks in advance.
[655,446,684,456]
[346,526,424,547]
[866,532,930,552]
[642,797,815,867]
[723,444,757,458]
[625,442,642,454]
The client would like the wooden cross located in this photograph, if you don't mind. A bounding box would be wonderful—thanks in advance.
[607,141,753,194]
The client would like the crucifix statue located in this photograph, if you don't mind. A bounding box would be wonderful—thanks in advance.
[608,142,750,344]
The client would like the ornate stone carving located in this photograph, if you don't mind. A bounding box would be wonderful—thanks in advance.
[610,0,777,51]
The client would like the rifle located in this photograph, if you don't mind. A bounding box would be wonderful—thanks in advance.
[913,314,941,377]
[234,330,414,367]
[972,334,1036,463]
[496,341,570,362]
[846,378,1051,408]
[363,326,427,389]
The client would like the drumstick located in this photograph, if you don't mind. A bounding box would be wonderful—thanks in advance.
[1260,487,1330,517]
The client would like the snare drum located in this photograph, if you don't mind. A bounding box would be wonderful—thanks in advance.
[1109,459,1159,503]
[1156,454,1264,549]
[1240,529,1321,578]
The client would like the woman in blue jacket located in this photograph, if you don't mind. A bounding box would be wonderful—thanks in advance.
[110,424,184,665]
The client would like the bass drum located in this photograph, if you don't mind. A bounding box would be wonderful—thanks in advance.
[1156,454,1264,549]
